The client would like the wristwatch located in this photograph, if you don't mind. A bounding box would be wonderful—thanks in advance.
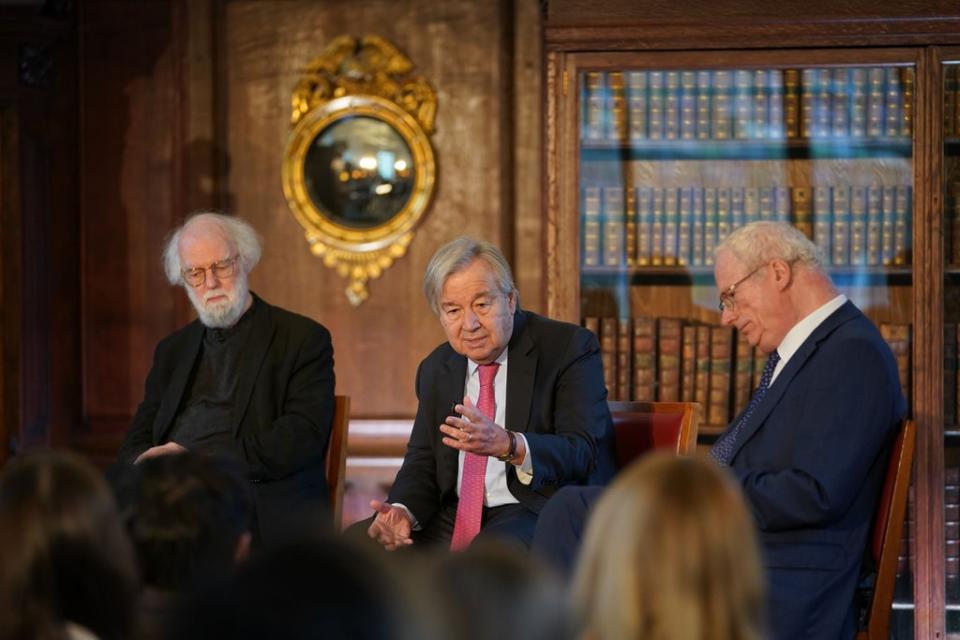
[497,429,517,462]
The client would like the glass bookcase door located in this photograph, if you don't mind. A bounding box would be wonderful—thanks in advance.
[575,57,916,633]
[944,58,960,636]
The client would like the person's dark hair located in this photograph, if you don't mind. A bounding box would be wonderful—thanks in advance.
[124,452,252,591]
[425,539,572,640]
[0,449,138,640]
[169,535,426,640]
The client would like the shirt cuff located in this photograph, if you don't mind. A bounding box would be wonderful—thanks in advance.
[514,433,533,485]
[390,503,420,530]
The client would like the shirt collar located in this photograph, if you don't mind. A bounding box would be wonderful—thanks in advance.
[775,294,847,363]
[467,346,509,377]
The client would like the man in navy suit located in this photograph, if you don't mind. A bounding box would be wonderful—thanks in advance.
[363,237,616,551]
[534,221,906,639]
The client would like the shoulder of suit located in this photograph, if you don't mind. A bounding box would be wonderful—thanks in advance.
[520,310,586,342]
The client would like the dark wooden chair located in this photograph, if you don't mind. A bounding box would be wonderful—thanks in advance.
[607,401,701,469]
[324,395,351,529]
[858,418,916,640]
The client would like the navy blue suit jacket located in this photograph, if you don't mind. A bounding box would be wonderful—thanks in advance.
[387,310,617,530]
[727,301,906,639]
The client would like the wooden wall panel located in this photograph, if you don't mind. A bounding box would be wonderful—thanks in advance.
[78,1,181,447]
[221,0,520,417]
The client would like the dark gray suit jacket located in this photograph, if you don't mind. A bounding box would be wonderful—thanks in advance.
[387,309,617,529]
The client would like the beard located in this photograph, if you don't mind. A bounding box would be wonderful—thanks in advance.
[186,272,250,329]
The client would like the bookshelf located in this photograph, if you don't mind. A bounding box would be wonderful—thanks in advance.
[545,6,960,637]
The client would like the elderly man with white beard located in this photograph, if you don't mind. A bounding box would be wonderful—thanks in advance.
[115,212,335,545]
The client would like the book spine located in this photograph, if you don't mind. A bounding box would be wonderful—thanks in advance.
[731,187,746,231]
[815,67,832,139]
[582,186,601,267]
[813,185,832,264]
[849,186,868,266]
[758,187,775,221]
[882,185,897,266]
[774,186,791,223]
[600,317,618,399]
[583,71,605,141]
[734,69,753,139]
[901,67,914,137]
[733,331,754,416]
[708,325,734,426]
[636,187,653,266]
[658,317,683,402]
[704,187,718,266]
[625,182,638,267]
[616,319,632,402]
[627,71,648,141]
[694,324,711,411]
[678,187,693,266]
[885,66,902,138]
[752,69,769,139]
[681,324,698,403]
[832,185,851,266]
[691,187,705,267]
[716,187,733,246]
[791,186,814,240]
[800,68,816,139]
[894,185,912,266]
[696,70,712,140]
[768,69,785,139]
[831,67,850,138]
[648,71,665,140]
[607,71,628,142]
[662,187,679,266]
[867,67,886,138]
[784,69,800,139]
[602,186,625,267]
[744,187,760,226]
[850,67,868,137]
[713,70,733,140]
[664,71,681,140]
[866,184,883,266]
[680,70,697,140]
[651,188,665,266]
[632,317,657,401]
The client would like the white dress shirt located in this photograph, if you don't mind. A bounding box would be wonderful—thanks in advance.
[769,294,847,385]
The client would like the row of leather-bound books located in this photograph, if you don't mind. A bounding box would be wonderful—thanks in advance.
[581,67,916,143]
[581,184,913,269]
[583,316,912,429]
[898,466,960,589]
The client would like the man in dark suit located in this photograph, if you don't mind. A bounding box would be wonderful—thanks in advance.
[115,212,335,546]
[534,221,906,640]
[364,237,616,551]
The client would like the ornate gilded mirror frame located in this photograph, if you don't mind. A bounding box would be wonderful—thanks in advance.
[282,35,437,306]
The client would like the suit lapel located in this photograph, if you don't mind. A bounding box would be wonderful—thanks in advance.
[729,301,860,461]
[439,348,468,480]
[155,322,204,442]
[506,311,536,435]
[231,296,276,434]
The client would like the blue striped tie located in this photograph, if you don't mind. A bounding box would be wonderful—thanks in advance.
[711,351,781,466]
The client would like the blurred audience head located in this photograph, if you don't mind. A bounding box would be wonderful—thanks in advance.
[572,453,765,640]
[170,534,427,640]
[123,452,252,592]
[0,449,138,640]
[424,539,572,640]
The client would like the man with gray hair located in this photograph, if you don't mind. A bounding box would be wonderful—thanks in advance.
[362,236,616,551]
[533,221,905,640]
[115,212,335,545]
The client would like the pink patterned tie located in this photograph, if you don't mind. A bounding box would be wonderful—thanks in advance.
[450,362,500,551]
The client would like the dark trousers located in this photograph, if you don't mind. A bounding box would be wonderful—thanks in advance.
[347,500,538,551]
[530,485,605,578]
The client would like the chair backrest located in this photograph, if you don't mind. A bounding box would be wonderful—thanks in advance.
[859,418,916,640]
[324,395,351,529]
[607,401,700,468]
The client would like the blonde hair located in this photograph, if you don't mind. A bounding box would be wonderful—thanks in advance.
[572,454,765,640]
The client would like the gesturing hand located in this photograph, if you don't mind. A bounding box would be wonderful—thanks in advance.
[367,500,414,551]
[439,396,511,459]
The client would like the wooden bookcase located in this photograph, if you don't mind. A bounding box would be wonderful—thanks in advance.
[543,2,960,638]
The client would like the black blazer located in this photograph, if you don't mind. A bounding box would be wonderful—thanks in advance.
[117,294,336,543]
[387,310,616,528]
[728,301,906,639]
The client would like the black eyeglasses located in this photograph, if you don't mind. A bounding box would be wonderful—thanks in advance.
[181,255,239,287]
[718,264,765,313]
